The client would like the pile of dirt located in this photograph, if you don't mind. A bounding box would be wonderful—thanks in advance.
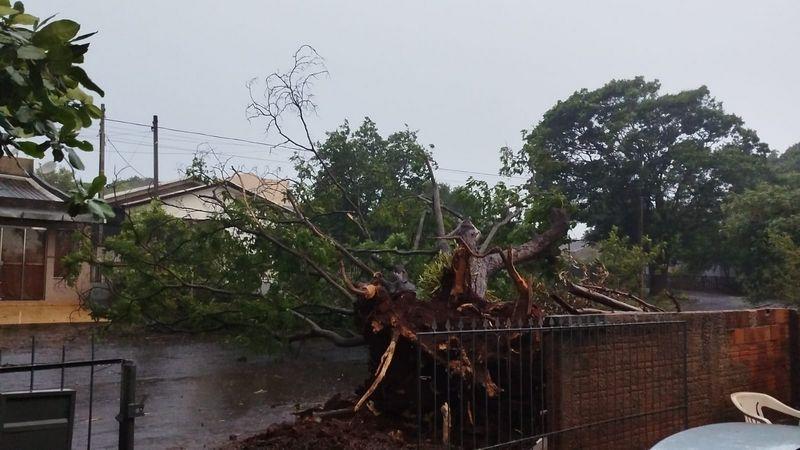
[224,400,419,450]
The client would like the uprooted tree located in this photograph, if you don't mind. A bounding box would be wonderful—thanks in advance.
[68,47,677,444]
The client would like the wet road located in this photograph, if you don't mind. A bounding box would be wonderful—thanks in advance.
[679,290,783,311]
[0,324,367,449]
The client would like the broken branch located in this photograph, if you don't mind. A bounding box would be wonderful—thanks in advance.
[354,330,399,411]
[566,282,642,312]
[288,310,365,347]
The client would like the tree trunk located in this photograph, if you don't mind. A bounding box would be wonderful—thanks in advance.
[648,263,668,295]
[470,257,490,297]
[468,208,569,298]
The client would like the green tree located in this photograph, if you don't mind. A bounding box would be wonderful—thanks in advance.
[722,181,800,303]
[0,1,110,217]
[596,227,662,293]
[65,204,292,345]
[773,142,800,176]
[106,175,153,193]
[34,165,83,191]
[503,77,770,291]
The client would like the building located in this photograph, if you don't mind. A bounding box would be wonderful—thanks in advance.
[108,172,288,220]
[0,157,96,324]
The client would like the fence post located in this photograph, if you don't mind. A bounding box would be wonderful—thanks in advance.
[790,310,800,409]
[118,361,137,450]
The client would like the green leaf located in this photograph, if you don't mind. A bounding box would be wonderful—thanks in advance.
[86,103,102,118]
[87,198,114,219]
[0,6,18,15]
[52,146,64,162]
[10,12,36,25]
[35,13,55,30]
[86,174,106,197]
[71,31,96,42]
[66,147,84,170]
[64,137,93,151]
[15,105,34,122]
[69,67,104,96]
[14,140,45,158]
[4,66,26,86]
[16,45,46,60]
[32,19,80,48]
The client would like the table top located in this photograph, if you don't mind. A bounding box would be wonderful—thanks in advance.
[651,422,800,450]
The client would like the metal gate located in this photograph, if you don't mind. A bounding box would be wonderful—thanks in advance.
[0,334,143,449]
[416,319,688,449]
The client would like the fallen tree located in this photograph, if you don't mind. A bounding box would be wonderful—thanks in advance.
[72,47,680,449]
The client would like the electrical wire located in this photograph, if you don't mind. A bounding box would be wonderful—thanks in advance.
[106,135,148,178]
[100,117,529,181]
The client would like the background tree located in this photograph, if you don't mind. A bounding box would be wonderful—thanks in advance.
[772,142,800,177]
[502,77,770,291]
[34,164,83,191]
[722,180,800,303]
[0,1,110,217]
[595,227,663,294]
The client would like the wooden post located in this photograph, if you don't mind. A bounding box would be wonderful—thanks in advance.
[152,115,159,199]
[117,361,137,450]
[98,104,105,199]
[94,104,107,282]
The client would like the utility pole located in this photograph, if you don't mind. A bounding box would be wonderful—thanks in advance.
[98,104,106,198]
[93,104,107,284]
[152,115,159,199]
[639,193,646,299]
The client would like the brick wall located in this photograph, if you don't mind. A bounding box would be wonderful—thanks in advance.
[544,308,798,449]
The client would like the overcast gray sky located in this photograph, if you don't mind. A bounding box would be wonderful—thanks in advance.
[37,0,800,188]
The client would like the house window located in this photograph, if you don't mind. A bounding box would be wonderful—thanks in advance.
[0,226,46,300]
[53,229,76,279]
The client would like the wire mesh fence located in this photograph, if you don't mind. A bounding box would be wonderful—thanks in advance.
[0,332,140,449]
[416,319,688,449]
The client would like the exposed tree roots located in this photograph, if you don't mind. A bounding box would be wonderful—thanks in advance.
[232,215,677,449]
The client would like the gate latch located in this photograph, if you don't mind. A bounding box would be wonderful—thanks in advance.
[127,403,145,417]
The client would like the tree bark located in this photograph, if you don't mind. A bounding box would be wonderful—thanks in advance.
[423,156,449,253]
[469,208,569,297]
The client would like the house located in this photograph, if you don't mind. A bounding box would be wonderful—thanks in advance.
[108,173,289,296]
[0,157,97,324]
[108,172,288,220]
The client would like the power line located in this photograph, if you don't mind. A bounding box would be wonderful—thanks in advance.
[105,118,302,153]
[102,117,529,181]
[106,135,148,178]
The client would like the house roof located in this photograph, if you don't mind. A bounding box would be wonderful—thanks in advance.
[560,239,599,263]
[0,157,97,223]
[0,174,63,201]
[109,174,289,208]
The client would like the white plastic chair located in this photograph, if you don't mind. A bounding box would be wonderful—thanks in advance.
[730,392,800,425]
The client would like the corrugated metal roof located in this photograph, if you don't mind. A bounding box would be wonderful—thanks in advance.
[0,206,98,223]
[0,175,62,201]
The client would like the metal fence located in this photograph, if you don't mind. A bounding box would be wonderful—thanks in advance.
[416,319,688,449]
[0,334,142,449]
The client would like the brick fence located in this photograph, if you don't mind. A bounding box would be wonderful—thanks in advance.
[544,308,799,449]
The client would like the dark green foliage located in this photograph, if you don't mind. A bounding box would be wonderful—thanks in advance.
[596,227,662,293]
[0,1,110,218]
[107,175,153,193]
[35,165,82,191]
[722,181,800,303]
[67,204,295,347]
[503,77,770,274]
